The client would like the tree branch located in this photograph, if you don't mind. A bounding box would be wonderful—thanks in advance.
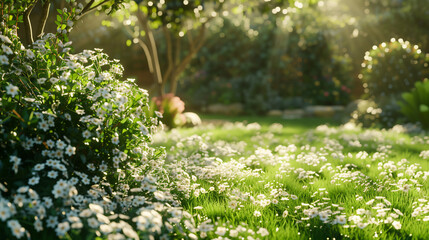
[37,1,51,38]
[78,0,110,18]
[187,30,195,52]
[80,0,95,15]
[23,0,39,45]
[162,26,174,90]
[123,26,155,74]
[170,24,207,93]
[176,24,206,74]
[173,36,180,65]
[137,8,163,94]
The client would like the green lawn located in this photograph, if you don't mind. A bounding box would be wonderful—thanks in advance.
[154,115,429,240]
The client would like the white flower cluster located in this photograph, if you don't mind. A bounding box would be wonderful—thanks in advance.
[151,120,429,238]
[0,24,197,239]
[411,199,429,222]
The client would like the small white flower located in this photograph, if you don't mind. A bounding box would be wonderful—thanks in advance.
[257,227,269,237]
[34,219,43,232]
[56,140,66,149]
[89,204,104,214]
[55,221,70,236]
[253,210,262,217]
[392,221,401,230]
[230,229,238,237]
[46,139,55,148]
[65,145,76,156]
[356,208,366,215]
[99,164,108,171]
[215,226,227,236]
[37,78,47,84]
[139,124,149,135]
[50,77,59,84]
[47,171,58,179]
[64,113,71,121]
[28,176,40,185]
[282,210,288,218]
[0,35,13,44]
[67,20,74,27]
[87,217,99,228]
[7,220,25,238]
[82,130,91,139]
[357,222,367,229]
[38,121,49,131]
[9,155,20,164]
[26,49,35,59]
[228,200,238,209]
[336,215,346,224]
[46,216,58,228]
[0,200,12,221]
[6,84,19,97]
[0,55,9,65]
[86,82,95,90]
[87,71,95,79]
[1,44,13,54]
[112,134,119,145]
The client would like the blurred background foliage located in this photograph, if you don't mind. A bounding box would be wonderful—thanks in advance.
[29,0,429,116]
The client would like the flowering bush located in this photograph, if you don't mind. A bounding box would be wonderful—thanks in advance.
[360,38,429,101]
[152,93,186,129]
[0,12,197,240]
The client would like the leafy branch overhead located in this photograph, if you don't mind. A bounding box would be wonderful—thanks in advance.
[0,0,127,45]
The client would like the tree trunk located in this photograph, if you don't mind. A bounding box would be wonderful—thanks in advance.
[137,9,164,96]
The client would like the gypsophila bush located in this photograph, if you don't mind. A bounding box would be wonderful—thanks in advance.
[360,38,429,100]
[0,14,199,240]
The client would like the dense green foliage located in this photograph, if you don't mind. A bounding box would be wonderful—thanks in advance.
[177,17,276,113]
[399,79,429,129]
[178,8,354,113]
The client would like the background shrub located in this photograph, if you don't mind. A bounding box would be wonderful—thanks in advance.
[178,17,274,113]
[360,39,429,101]
[399,79,429,129]
[178,9,354,113]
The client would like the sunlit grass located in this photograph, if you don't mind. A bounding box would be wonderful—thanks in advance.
[154,115,429,239]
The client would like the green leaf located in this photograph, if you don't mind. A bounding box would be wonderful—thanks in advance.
[57,15,62,22]
[140,6,148,15]
[126,39,132,46]
[420,104,429,112]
